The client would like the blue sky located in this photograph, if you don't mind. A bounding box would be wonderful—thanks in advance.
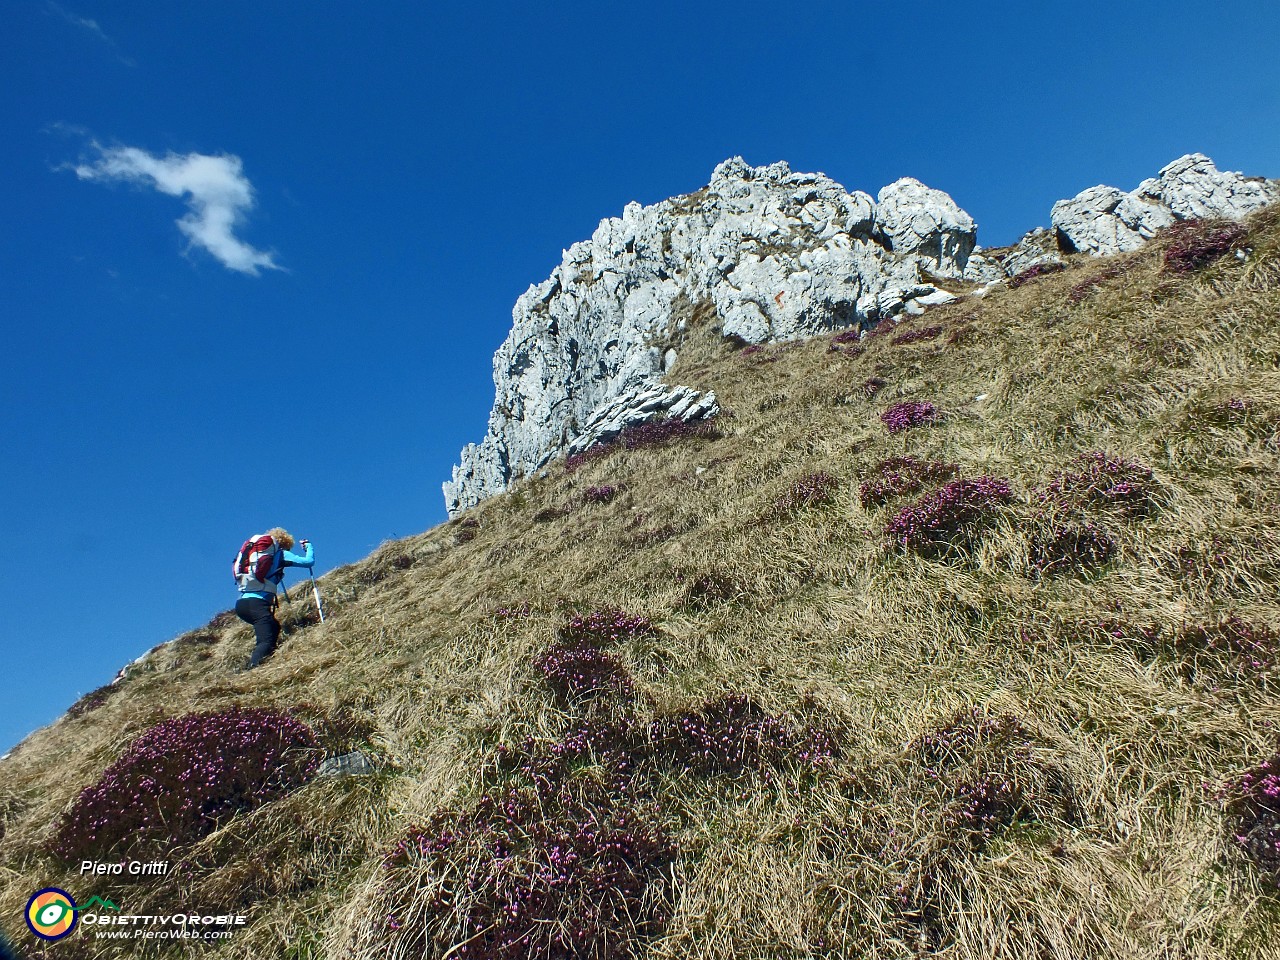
[1,1,1277,754]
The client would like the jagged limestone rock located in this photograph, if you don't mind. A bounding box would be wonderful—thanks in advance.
[443,158,979,515]
[444,153,1278,516]
[565,383,718,455]
[961,249,1008,285]
[1053,154,1280,257]
[1000,227,1066,277]
[876,177,976,279]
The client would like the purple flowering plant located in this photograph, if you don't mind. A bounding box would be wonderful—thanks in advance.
[53,706,319,861]
[859,456,958,508]
[1040,451,1157,520]
[1028,522,1118,577]
[1009,262,1066,288]
[383,714,676,960]
[884,476,1014,558]
[535,643,635,708]
[891,325,943,347]
[1163,219,1247,274]
[383,781,676,960]
[650,695,838,780]
[1172,617,1278,684]
[1215,749,1280,886]
[559,607,655,647]
[881,401,938,434]
[861,376,888,399]
[582,484,621,504]
[773,471,839,514]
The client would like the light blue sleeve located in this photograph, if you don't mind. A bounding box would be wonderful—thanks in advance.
[282,544,315,569]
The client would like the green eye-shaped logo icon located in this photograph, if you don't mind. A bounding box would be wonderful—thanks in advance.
[26,888,79,940]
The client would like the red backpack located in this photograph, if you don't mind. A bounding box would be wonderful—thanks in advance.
[233,534,283,592]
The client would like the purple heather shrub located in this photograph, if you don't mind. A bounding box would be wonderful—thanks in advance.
[914,707,1034,768]
[1041,451,1157,519]
[494,601,535,620]
[1172,617,1279,683]
[1216,749,1280,886]
[1067,264,1123,304]
[383,782,676,960]
[66,684,116,719]
[884,476,1014,558]
[559,607,655,647]
[53,706,319,861]
[861,376,887,399]
[828,328,865,357]
[881,401,939,434]
[494,717,647,797]
[1028,522,1118,577]
[914,707,1077,845]
[1163,219,1247,274]
[385,714,674,960]
[1009,261,1066,288]
[944,770,1032,841]
[859,456,959,508]
[1167,536,1236,586]
[1213,396,1256,426]
[650,695,837,779]
[564,443,614,473]
[741,344,764,356]
[773,471,839,514]
[582,484,621,504]
[1076,618,1164,658]
[620,416,721,450]
[535,643,635,708]
[891,325,943,347]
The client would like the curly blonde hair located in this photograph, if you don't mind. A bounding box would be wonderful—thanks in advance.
[267,527,295,550]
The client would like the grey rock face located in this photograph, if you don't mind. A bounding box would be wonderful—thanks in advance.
[876,177,976,279]
[1052,154,1279,257]
[1050,186,1173,256]
[1000,227,1067,277]
[443,157,979,516]
[566,382,718,455]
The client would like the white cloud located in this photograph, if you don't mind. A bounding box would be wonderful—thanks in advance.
[74,145,281,275]
[47,3,135,66]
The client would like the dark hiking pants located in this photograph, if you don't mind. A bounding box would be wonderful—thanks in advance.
[235,596,280,667]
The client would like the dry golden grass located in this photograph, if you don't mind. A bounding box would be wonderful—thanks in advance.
[3,209,1280,959]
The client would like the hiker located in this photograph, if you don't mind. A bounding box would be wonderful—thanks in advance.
[233,528,315,668]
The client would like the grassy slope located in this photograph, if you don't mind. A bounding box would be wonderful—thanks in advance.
[2,208,1280,960]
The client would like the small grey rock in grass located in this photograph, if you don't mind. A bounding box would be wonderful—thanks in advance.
[317,750,375,777]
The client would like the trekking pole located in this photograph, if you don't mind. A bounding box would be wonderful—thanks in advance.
[301,539,325,622]
[309,572,325,623]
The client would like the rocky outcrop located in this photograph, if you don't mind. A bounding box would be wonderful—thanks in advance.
[876,178,976,279]
[565,382,718,456]
[1052,154,1279,257]
[445,153,1278,516]
[443,158,978,515]
[998,227,1068,277]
